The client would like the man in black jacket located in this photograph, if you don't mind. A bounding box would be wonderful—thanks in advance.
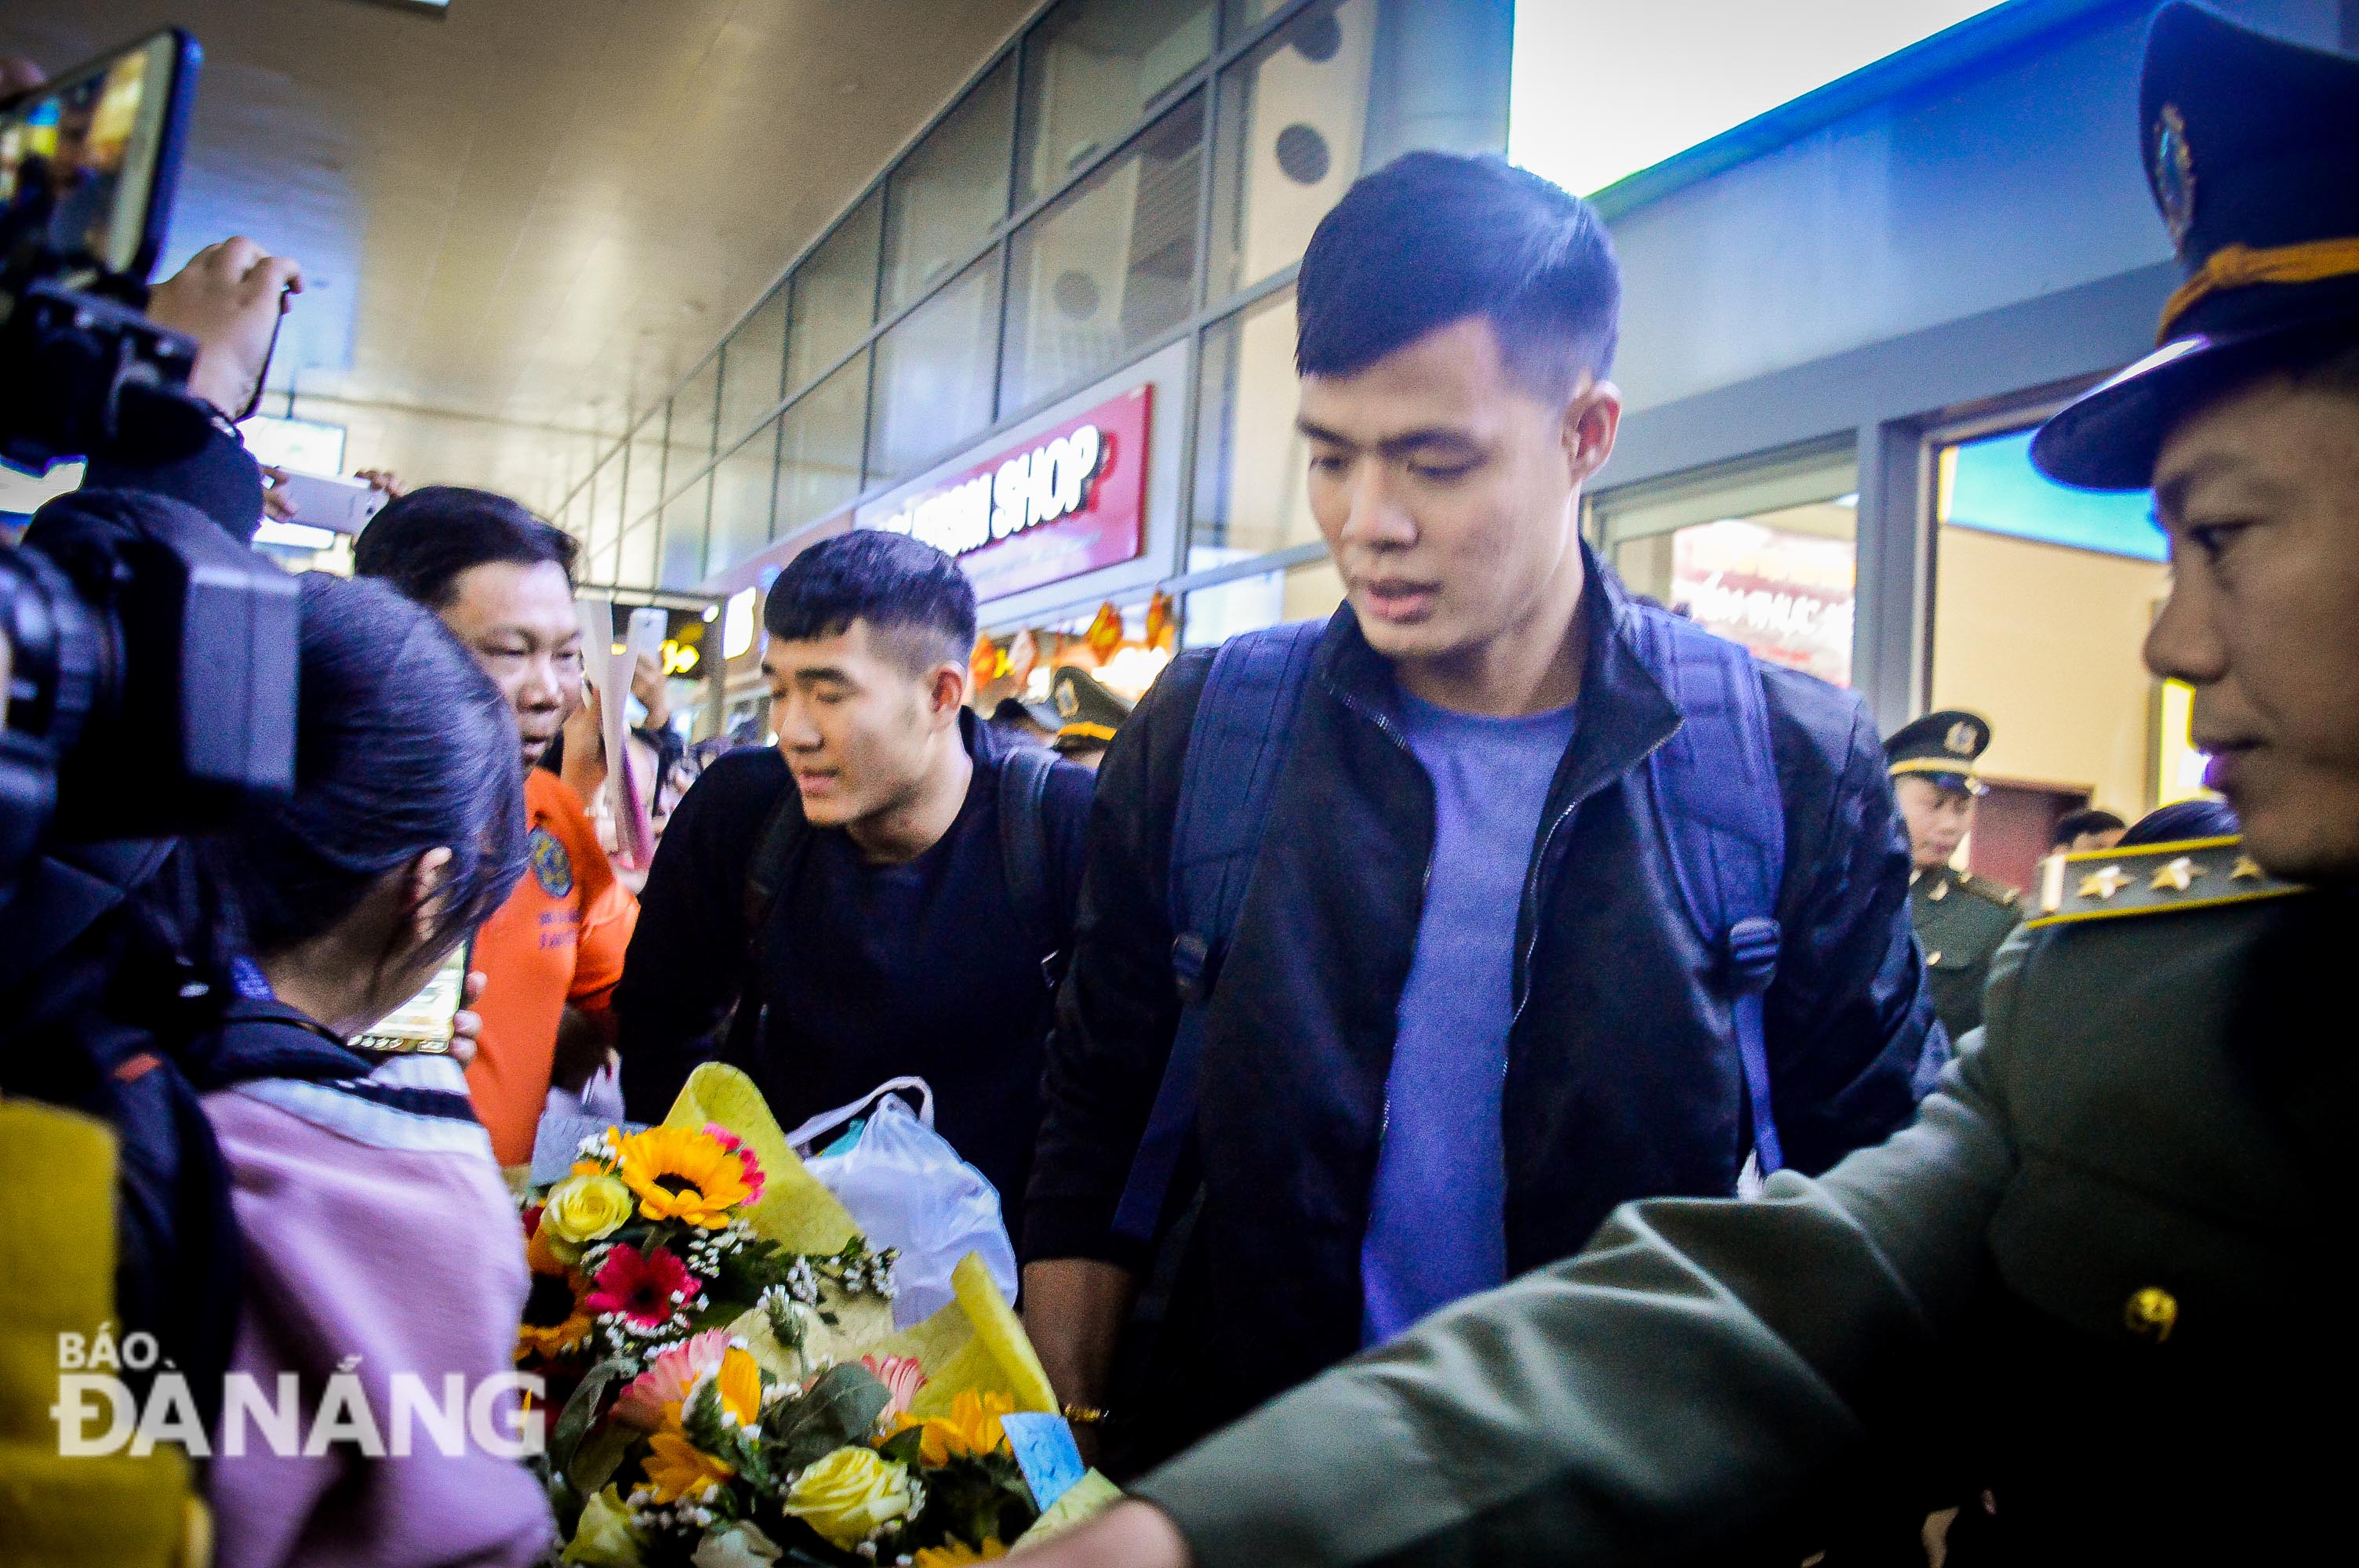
[616,532,1092,1236]
[1021,153,1938,1467]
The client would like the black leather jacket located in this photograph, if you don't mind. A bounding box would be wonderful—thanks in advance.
[1026,553,1939,1461]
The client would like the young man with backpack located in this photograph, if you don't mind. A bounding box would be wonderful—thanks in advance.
[1020,152,1939,1468]
[615,532,1093,1240]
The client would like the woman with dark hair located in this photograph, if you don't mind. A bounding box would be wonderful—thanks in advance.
[198,574,552,1568]
[354,486,638,1174]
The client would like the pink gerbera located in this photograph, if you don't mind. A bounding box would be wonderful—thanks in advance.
[585,1243,697,1330]
[613,1329,734,1428]
[702,1123,767,1206]
[860,1353,927,1417]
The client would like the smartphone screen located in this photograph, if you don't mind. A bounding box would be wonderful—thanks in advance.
[0,31,194,283]
[351,942,471,1056]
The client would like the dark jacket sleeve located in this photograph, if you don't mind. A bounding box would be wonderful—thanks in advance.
[1759,671,1942,1174]
[83,419,265,543]
[1135,1036,2016,1568]
[616,749,787,1120]
[1023,652,1210,1267]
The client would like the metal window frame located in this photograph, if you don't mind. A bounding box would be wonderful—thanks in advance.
[1593,260,2175,732]
[554,0,1332,547]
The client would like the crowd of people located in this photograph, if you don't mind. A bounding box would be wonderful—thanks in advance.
[3,5,2355,1566]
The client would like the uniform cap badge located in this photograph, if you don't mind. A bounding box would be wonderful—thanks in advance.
[2125,1286,2179,1343]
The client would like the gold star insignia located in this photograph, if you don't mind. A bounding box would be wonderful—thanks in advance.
[2230,855,2264,880]
[2078,866,2132,901]
[2150,856,2203,893]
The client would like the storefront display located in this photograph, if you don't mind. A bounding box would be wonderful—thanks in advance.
[1667,519,1855,687]
[877,387,1152,602]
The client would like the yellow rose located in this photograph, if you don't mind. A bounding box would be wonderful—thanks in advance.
[543,1173,634,1258]
[780,1446,912,1550]
[561,1486,646,1568]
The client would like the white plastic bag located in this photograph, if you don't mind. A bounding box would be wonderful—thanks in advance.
[791,1077,1019,1327]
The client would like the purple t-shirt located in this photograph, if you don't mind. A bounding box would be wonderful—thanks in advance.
[1360,688,1577,1345]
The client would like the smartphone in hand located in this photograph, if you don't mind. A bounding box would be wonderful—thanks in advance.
[351,942,471,1055]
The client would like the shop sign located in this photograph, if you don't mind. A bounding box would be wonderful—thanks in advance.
[876,386,1151,601]
[1670,518,1856,686]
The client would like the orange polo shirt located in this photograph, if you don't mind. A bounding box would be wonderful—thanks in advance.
[467,768,638,1167]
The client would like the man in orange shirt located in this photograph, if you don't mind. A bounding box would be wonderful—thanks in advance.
[354,488,638,1170]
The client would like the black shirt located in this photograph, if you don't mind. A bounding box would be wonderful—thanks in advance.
[616,720,1092,1243]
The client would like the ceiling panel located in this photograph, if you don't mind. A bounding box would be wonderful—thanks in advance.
[3,0,1038,509]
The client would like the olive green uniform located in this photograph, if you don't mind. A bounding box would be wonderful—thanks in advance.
[1909,864,2019,1040]
[1132,837,2348,1563]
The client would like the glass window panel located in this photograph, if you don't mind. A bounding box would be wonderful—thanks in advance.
[708,422,780,572]
[616,519,657,592]
[868,256,998,485]
[787,191,884,394]
[669,357,721,490]
[1220,0,1296,36]
[1002,91,1205,413]
[1209,0,1377,299]
[624,411,667,528]
[1929,424,2169,864]
[583,510,616,583]
[1591,445,1858,689]
[1016,0,1213,206]
[1187,288,1315,572]
[779,351,872,532]
[880,58,1015,316]
[660,475,711,590]
[591,453,625,554]
[719,286,791,447]
[1182,555,1343,645]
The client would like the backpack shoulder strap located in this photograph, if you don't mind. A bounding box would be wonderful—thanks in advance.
[180,997,374,1092]
[1637,606,1790,1177]
[1165,618,1327,993]
[741,772,810,936]
[1112,618,1324,1244]
[996,742,1063,985]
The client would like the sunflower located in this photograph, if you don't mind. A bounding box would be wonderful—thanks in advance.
[515,1226,594,1362]
[912,1541,1007,1567]
[615,1125,756,1228]
[903,1388,1015,1466]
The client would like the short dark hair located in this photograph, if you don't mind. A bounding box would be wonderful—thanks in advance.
[2052,808,2128,848]
[203,575,526,963]
[353,485,579,609]
[1296,151,1620,401]
[2118,798,2240,848]
[763,529,976,675]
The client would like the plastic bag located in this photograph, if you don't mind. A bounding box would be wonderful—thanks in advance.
[794,1078,1019,1327]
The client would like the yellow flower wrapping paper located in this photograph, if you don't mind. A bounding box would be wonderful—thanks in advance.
[671,1064,1056,1417]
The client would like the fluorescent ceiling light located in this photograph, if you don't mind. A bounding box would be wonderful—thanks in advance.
[240,414,347,475]
[1510,1,2010,197]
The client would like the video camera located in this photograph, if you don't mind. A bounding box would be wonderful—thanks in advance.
[0,31,297,880]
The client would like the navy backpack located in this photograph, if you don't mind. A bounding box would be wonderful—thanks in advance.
[1110,608,1789,1246]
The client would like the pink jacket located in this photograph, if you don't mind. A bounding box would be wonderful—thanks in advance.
[203,1054,553,1568]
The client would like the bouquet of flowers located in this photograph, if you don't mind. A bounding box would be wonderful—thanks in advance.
[518,1065,1113,1567]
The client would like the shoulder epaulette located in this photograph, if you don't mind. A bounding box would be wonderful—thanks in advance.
[2026,835,2304,928]
[1959,872,2021,909]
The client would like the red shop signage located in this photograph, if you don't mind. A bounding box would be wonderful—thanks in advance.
[874,384,1151,601]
